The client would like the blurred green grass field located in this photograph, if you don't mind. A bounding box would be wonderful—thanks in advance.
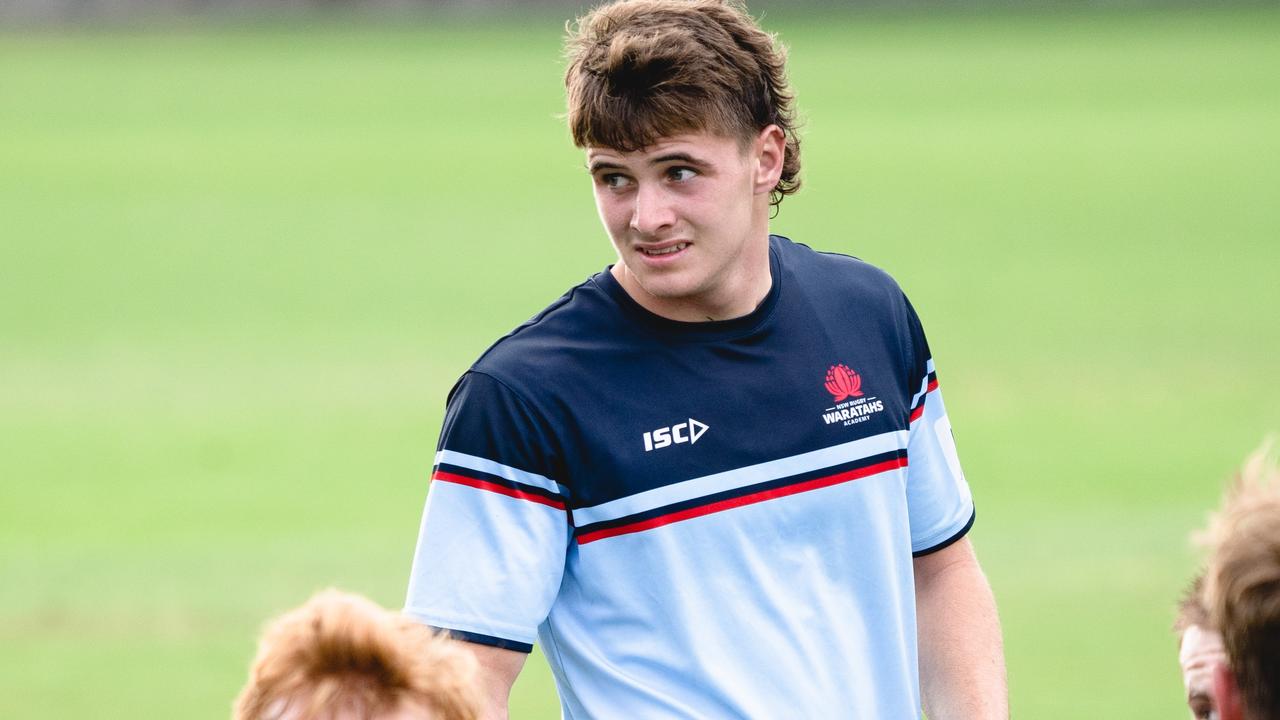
[2,6,1278,717]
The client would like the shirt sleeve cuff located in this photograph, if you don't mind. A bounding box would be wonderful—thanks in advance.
[911,506,975,558]
[433,627,534,654]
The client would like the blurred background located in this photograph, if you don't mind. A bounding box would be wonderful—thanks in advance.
[2,1,1278,717]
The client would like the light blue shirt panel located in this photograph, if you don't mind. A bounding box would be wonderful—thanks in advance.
[539,471,923,720]
[405,482,567,645]
[906,388,975,552]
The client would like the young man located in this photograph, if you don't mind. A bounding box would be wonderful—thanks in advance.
[1203,444,1280,720]
[406,1,1007,717]
[1175,573,1228,720]
[235,589,480,720]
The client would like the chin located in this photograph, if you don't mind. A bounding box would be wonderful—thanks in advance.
[636,275,705,302]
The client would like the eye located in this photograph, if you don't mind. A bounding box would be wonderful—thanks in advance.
[598,173,632,190]
[666,166,697,182]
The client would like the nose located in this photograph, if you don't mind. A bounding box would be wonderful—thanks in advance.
[629,182,676,236]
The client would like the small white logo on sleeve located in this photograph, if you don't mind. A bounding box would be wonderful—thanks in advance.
[933,416,967,490]
[643,418,709,452]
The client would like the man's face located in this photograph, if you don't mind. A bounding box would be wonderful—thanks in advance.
[587,130,778,321]
[1180,624,1227,720]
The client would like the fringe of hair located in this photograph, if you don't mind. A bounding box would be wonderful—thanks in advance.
[564,0,801,209]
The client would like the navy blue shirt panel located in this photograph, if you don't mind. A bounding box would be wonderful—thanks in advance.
[461,235,928,511]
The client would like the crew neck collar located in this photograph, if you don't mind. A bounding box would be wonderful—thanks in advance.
[595,236,783,343]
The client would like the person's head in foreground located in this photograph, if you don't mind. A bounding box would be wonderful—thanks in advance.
[1202,443,1280,720]
[1175,572,1228,720]
[565,0,800,321]
[234,589,480,720]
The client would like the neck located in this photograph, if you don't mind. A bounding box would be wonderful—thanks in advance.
[614,230,772,323]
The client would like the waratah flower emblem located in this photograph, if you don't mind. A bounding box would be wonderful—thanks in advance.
[824,364,864,402]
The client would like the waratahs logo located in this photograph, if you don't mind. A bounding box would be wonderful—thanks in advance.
[821,363,885,427]
[824,364,864,402]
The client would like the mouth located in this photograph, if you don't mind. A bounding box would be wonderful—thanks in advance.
[638,242,690,258]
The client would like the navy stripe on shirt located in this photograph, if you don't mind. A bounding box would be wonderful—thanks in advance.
[576,449,908,544]
[432,463,567,510]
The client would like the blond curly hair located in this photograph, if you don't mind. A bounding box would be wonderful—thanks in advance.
[234,589,480,720]
[1203,442,1280,718]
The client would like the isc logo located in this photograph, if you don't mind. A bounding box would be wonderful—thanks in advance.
[643,418,709,452]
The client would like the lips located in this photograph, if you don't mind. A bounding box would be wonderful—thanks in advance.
[640,242,689,257]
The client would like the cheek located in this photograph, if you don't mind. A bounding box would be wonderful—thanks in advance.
[698,177,752,220]
[594,193,630,237]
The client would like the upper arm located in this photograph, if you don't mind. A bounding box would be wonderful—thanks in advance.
[460,642,528,720]
[913,534,978,590]
[912,536,1007,719]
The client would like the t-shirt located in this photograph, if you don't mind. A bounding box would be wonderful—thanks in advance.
[406,235,974,719]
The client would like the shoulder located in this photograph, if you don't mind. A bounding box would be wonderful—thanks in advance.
[772,235,907,310]
[467,271,621,394]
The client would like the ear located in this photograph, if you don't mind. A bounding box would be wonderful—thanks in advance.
[752,124,786,196]
[1214,661,1246,720]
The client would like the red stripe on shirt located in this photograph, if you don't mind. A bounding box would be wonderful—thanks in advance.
[577,456,907,545]
[909,378,940,423]
[432,469,566,511]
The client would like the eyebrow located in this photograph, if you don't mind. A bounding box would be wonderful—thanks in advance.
[587,160,624,173]
[587,152,708,174]
[651,152,705,166]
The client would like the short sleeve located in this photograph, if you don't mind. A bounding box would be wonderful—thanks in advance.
[900,295,975,556]
[404,371,570,652]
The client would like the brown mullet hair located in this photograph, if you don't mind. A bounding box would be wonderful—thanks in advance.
[234,589,480,720]
[564,0,801,210]
[1203,442,1280,719]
